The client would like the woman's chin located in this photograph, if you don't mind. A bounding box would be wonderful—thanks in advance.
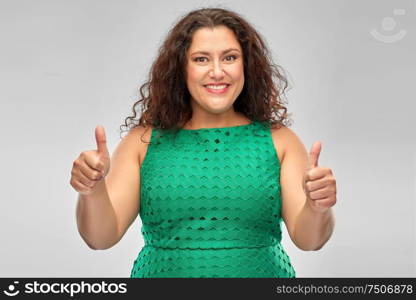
[205,106,234,114]
[202,101,235,113]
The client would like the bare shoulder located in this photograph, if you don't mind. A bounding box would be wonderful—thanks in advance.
[123,125,153,167]
[270,124,303,164]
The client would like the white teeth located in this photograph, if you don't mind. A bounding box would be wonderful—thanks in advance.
[205,85,228,90]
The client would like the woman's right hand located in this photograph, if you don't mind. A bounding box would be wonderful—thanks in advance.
[70,125,111,195]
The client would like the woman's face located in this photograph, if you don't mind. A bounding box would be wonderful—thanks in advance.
[185,25,244,115]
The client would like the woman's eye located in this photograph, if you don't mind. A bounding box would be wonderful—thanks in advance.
[225,55,237,61]
[194,57,207,63]
[193,55,237,63]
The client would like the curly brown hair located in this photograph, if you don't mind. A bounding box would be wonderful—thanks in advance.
[120,7,292,139]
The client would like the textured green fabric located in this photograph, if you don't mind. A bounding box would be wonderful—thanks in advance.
[130,120,296,278]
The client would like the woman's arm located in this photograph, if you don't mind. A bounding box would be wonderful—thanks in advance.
[76,126,149,250]
[292,199,335,251]
[76,180,119,250]
[272,127,337,251]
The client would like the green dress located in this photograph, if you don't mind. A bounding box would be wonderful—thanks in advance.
[130,120,296,278]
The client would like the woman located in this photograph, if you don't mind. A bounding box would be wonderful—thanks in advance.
[70,8,337,278]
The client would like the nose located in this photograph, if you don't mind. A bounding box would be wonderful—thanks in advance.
[208,60,225,80]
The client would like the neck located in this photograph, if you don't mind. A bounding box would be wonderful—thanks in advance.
[183,111,250,130]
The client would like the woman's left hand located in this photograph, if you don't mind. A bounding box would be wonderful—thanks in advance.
[302,141,337,213]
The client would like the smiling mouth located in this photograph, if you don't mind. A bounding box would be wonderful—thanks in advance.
[203,84,230,94]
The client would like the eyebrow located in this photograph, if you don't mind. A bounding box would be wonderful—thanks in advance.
[190,48,241,56]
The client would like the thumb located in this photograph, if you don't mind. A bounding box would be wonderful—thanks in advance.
[95,125,109,156]
[308,141,322,169]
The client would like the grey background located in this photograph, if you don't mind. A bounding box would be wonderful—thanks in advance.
[0,0,415,277]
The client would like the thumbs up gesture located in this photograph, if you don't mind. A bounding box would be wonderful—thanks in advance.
[303,141,337,213]
[70,125,111,195]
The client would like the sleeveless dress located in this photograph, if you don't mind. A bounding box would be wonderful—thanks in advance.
[130,120,296,278]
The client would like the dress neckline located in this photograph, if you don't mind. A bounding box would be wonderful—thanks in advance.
[180,120,255,132]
